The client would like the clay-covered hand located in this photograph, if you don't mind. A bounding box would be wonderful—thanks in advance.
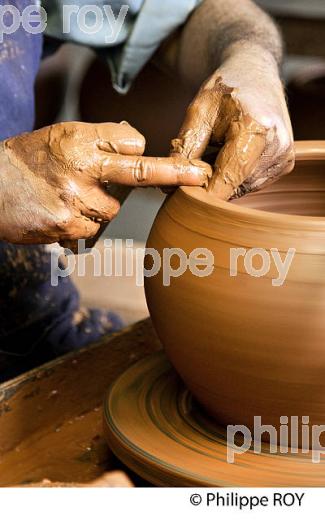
[171,45,295,199]
[0,121,211,244]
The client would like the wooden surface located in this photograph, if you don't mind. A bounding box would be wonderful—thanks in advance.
[0,319,161,486]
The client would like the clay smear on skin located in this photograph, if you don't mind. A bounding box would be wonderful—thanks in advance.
[171,76,297,200]
[0,122,210,244]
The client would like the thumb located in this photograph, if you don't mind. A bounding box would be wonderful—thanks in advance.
[208,115,267,200]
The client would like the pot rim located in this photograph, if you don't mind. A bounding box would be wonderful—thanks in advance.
[179,140,325,232]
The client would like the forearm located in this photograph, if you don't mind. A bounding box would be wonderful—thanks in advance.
[159,0,283,89]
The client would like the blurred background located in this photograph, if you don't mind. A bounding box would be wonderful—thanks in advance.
[35,0,325,322]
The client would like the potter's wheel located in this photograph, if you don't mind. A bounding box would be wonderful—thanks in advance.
[103,352,325,486]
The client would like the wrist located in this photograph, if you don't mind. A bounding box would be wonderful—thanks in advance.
[222,41,279,74]
[216,41,283,94]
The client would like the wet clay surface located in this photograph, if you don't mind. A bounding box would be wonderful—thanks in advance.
[145,142,325,447]
[0,320,161,486]
[2,407,109,486]
[104,352,325,486]
[171,76,294,200]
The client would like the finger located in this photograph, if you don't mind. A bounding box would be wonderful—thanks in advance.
[95,121,146,156]
[78,186,121,222]
[100,154,212,187]
[208,114,268,200]
[61,189,120,252]
[235,144,295,198]
[68,185,131,251]
[171,78,233,159]
[83,222,109,251]
[59,216,100,250]
[234,147,295,197]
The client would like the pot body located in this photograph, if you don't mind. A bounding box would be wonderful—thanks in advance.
[145,142,325,442]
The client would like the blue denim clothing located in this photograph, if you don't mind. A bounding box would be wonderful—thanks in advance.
[0,2,123,379]
[0,0,42,139]
[0,0,202,378]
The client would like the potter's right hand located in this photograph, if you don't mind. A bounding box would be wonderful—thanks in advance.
[171,44,294,200]
[0,121,211,244]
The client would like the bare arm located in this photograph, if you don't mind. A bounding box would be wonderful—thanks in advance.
[160,0,282,88]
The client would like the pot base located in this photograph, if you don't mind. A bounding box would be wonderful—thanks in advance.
[103,352,325,486]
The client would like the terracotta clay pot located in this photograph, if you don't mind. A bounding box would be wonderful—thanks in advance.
[145,141,325,445]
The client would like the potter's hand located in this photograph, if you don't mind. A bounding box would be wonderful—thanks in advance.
[171,45,295,199]
[0,121,211,244]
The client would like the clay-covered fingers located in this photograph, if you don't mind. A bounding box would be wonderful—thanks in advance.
[207,114,268,200]
[171,77,235,160]
[171,85,227,160]
[76,185,121,222]
[100,154,212,187]
[236,145,295,197]
[23,211,102,245]
[95,121,146,156]
[48,121,146,167]
[57,214,101,242]
[58,187,121,250]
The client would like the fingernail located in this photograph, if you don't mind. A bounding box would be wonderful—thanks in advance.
[98,141,118,153]
[190,159,213,181]
[171,138,184,155]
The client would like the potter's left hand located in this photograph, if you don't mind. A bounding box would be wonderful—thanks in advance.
[171,45,295,199]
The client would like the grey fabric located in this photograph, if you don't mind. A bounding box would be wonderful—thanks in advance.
[111,0,143,13]
[42,0,143,46]
[41,0,203,92]
[108,0,203,93]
